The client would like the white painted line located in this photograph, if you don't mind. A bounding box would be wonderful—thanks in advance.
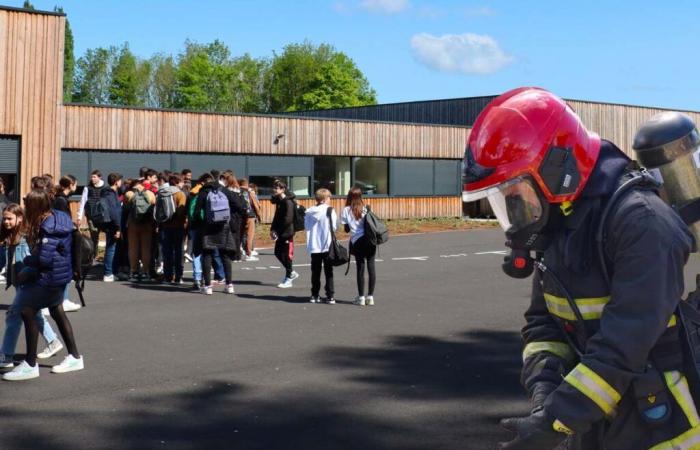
[440,253,468,258]
[255,267,267,270]
[269,266,280,269]
[392,256,429,261]
[475,251,508,255]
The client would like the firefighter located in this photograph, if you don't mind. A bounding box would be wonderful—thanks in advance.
[463,87,699,449]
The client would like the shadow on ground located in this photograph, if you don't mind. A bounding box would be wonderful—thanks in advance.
[0,330,526,450]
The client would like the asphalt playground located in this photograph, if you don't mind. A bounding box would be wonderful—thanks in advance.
[3,228,700,450]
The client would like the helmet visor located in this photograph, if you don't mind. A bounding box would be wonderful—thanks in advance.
[463,176,544,231]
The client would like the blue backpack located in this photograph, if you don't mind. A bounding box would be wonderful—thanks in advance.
[205,189,230,224]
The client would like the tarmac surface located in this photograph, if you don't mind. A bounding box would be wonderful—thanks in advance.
[3,228,700,450]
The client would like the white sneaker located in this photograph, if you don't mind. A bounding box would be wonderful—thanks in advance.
[201,285,213,295]
[0,353,14,370]
[310,296,319,303]
[354,296,366,306]
[366,295,374,306]
[103,274,115,282]
[51,355,84,374]
[37,340,64,359]
[41,308,50,316]
[225,284,235,294]
[277,278,293,289]
[289,271,300,281]
[251,250,259,256]
[0,274,6,284]
[62,299,82,312]
[3,361,39,381]
[245,255,260,262]
[326,297,336,305]
[184,253,193,262]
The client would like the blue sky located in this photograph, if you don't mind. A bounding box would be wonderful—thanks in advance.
[20,0,700,111]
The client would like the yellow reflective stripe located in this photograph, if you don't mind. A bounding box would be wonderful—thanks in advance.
[668,314,678,328]
[552,419,574,435]
[665,371,700,428]
[564,363,621,417]
[650,425,700,450]
[544,293,610,321]
[522,341,574,363]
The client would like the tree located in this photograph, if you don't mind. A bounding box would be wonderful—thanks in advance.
[229,54,268,113]
[264,41,376,112]
[109,44,145,106]
[72,46,115,104]
[55,6,75,102]
[22,1,34,8]
[148,54,177,108]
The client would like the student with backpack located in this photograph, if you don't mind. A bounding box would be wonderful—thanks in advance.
[304,189,337,304]
[270,179,300,289]
[192,174,244,295]
[157,174,187,284]
[222,172,247,262]
[76,169,109,257]
[342,187,377,306]
[98,173,123,282]
[0,204,64,373]
[125,180,156,282]
[2,190,83,381]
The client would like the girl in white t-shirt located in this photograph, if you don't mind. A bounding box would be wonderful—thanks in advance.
[341,187,376,306]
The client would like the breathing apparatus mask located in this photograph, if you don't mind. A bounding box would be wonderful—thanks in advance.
[464,176,559,278]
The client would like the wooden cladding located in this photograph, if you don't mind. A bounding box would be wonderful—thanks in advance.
[62,105,469,159]
[0,10,64,193]
[257,196,461,223]
[568,100,700,158]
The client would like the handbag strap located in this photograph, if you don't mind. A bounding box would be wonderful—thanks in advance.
[326,206,337,243]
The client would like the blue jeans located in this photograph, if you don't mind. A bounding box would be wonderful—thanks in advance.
[1,287,58,356]
[103,231,118,276]
[190,228,224,282]
[212,249,225,280]
[161,228,185,280]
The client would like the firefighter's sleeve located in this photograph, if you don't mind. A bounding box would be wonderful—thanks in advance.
[545,195,693,433]
[521,270,577,399]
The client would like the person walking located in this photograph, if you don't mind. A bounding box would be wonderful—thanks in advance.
[305,188,337,304]
[270,180,298,288]
[0,204,63,373]
[342,187,376,306]
[2,190,83,381]
[76,169,108,256]
[239,178,261,261]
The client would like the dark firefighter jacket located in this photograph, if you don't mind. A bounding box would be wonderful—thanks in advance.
[522,141,698,449]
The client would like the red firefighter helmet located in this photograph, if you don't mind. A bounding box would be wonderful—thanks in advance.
[462,87,601,232]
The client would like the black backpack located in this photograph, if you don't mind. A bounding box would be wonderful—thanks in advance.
[292,200,306,232]
[71,229,95,307]
[363,205,389,246]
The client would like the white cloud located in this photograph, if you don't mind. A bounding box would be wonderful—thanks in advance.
[360,0,410,14]
[410,32,513,75]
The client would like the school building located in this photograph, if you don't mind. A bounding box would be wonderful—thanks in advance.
[1,5,698,220]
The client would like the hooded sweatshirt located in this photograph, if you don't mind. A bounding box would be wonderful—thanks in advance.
[304,203,337,254]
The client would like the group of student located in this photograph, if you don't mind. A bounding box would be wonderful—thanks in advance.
[0,169,380,381]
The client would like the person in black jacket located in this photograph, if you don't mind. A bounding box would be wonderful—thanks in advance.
[464,88,697,450]
[193,176,245,295]
[270,179,298,289]
[52,175,76,215]
[99,173,123,282]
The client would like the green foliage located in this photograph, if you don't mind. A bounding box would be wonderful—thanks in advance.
[72,38,375,113]
[55,6,75,102]
[22,1,34,9]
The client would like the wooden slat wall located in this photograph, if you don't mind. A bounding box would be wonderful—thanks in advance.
[258,196,461,223]
[0,10,64,194]
[62,105,469,159]
[568,101,700,158]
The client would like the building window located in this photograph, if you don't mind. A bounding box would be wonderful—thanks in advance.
[314,156,351,196]
[353,157,388,195]
[249,176,310,197]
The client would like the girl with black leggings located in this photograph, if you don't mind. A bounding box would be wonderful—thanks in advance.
[341,187,377,306]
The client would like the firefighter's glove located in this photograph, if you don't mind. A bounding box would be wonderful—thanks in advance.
[530,381,557,414]
[498,409,567,450]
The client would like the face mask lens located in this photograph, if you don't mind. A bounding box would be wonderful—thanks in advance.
[486,177,543,231]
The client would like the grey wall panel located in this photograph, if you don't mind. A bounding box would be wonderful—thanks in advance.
[390,159,434,195]
[434,159,461,196]
[0,137,19,173]
[90,151,172,180]
[60,150,89,185]
[247,156,312,176]
[173,154,246,179]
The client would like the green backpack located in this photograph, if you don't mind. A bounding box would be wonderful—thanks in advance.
[130,190,152,223]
